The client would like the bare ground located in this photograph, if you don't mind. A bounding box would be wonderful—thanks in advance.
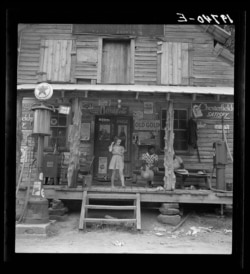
[15,206,232,254]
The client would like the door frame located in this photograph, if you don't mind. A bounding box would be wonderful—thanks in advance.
[93,114,133,178]
[97,37,135,84]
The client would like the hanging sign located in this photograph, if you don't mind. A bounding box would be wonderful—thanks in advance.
[134,120,160,131]
[34,83,53,101]
[192,103,234,120]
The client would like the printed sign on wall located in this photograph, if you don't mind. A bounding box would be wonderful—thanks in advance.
[98,157,108,174]
[134,120,161,131]
[192,103,234,120]
[144,102,154,114]
[81,123,91,141]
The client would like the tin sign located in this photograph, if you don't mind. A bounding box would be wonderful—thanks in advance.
[134,120,160,131]
[34,83,53,101]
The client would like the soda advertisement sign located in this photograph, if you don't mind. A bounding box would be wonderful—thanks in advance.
[192,103,234,120]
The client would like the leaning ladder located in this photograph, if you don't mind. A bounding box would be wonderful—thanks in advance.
[79,191,141,230]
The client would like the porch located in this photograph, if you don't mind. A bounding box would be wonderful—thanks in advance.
[43,184,232,205]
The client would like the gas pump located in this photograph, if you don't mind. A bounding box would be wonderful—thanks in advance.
[213,140,227,190]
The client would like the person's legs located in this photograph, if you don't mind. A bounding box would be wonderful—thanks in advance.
[111,170,116,188]
[147,169,154,187]
[119,169,125,187]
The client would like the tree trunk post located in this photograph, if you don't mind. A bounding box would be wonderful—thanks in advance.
[163,100,176,190]
[67,98,82,187]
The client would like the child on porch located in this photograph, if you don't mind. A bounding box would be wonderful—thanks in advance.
[108,136,125,188]
[141,146,159,188]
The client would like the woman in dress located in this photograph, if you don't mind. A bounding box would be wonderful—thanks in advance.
[109,136,125,188]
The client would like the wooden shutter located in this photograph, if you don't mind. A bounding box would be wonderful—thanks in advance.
[38,40,72,82]
[159,42,190,85]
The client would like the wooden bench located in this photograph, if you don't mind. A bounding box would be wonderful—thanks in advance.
[133,159,214,189]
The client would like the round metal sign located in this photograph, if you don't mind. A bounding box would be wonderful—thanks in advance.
[34,83,53,101]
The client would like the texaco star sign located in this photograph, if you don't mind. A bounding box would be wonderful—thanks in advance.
[34,83,53,100]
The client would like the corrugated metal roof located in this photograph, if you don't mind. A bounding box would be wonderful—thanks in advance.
[17,84,234,96]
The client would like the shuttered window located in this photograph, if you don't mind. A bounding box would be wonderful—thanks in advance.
[158,42,191,85]
[38,40,73,82]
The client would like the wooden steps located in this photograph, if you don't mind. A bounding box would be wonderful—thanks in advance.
[79,191,141,230]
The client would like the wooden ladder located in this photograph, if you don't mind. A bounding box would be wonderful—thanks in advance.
[79,191,141,230]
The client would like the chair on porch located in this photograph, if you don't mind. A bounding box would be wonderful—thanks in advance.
[76,156,95,187]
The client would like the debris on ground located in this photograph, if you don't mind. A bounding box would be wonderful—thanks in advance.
[112,240,125,246]
[153,226,166,232]
[224,229,232,234]
[155,232,164,236]
[186,226,213,236]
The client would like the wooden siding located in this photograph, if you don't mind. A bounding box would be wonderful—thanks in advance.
[164,25,234,87]
[18,24,72,84]
[18,24,234,87]
[75,36,98,80]
[134,37,157,84]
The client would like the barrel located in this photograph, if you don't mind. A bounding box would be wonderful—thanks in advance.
[23,197,50,224]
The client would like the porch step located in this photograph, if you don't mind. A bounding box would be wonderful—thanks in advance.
[79,191,141,230]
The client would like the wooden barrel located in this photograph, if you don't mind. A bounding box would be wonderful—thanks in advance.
[32,105,53,135]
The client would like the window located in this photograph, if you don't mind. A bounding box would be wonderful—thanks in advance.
[160,108,188,152]
[173,109,188,151]
[44,111,68,151]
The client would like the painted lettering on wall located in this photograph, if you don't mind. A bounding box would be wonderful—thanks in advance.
[192,103,234,120]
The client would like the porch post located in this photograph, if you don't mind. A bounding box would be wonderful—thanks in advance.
[163,100,175,190]
[67,97,82,187]
[16,95,23,185]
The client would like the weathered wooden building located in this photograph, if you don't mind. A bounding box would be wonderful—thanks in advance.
[16,24,234,214]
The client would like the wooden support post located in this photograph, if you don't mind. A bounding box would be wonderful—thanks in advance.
[166,93,170,101]
[67,97,82,188]
[136,92,139,100]
[136,193,141,230]
[79,190,87,230]
[85,90,88,98]
[216,94,220,101]
[16,95,23,185]
[192,93,196,101]
[163,100,175,190]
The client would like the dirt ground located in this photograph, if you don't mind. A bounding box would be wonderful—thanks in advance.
[15,203,232,254]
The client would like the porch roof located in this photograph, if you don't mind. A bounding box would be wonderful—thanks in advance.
[17,84,234,96]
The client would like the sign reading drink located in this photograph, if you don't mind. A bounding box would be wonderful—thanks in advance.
[192,103,234,120]
[134,120,160,131]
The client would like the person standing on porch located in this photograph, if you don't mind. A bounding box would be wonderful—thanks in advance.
[141,146,159,188]
[108,136,125,188]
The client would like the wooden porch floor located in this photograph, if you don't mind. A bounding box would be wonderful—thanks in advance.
[43,183,233,205]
